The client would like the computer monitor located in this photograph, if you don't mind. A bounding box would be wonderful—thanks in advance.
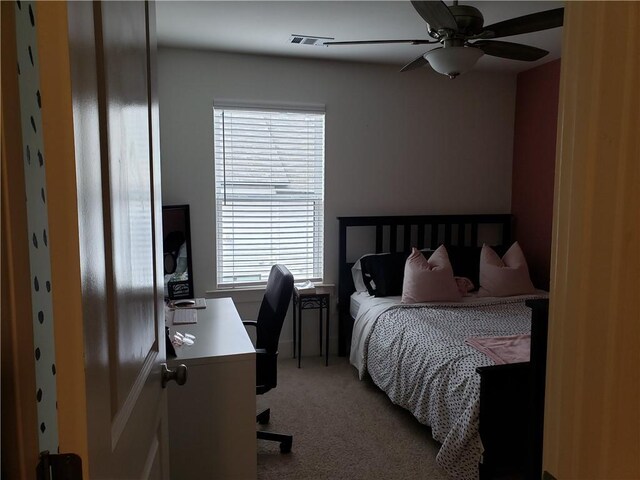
[162,204,194,300]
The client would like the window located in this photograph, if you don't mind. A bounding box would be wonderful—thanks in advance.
[213,106,325,287]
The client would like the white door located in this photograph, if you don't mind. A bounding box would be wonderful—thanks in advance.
[68,1,171,478]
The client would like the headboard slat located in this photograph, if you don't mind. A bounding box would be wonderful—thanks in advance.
[444,223,452,245]
[471,223,479,246]
[389,225,397,252]
[431,224,439,246]
[458,223,466,246]
[403,224,411,252]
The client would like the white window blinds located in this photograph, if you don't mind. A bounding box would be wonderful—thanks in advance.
[213,107,325,287]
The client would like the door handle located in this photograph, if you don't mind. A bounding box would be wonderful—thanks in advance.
[161,363,187,388]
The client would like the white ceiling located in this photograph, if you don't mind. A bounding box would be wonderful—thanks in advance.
[156,1,564,74]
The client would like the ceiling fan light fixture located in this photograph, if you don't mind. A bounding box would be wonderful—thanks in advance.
[424,46,484,79]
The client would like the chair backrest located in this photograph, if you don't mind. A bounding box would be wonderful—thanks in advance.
[256,265,294,353]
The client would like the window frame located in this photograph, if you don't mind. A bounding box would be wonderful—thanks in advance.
[212,103,326,289]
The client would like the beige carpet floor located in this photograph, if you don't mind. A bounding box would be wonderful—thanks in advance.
[256,355,451,480]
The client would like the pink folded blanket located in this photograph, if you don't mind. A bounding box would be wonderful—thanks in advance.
[465,334,531,365]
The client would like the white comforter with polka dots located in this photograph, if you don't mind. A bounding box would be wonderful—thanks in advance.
[350,293,546,480]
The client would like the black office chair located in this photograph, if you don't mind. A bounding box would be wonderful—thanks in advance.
[243,264,294,453]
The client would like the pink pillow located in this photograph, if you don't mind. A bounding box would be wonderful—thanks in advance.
[401,246,461,303]
[478,242,536,297]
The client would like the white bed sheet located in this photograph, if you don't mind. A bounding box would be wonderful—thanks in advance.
[349,291,372,318]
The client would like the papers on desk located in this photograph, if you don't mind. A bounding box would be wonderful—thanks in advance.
[295,280,315,293]
[294,282,335,294]
[171,308,198,325]
[173,331,196,346]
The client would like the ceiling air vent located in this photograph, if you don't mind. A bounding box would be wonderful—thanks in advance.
[289,35,333,47]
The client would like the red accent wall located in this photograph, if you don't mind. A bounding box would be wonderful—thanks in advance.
[512,59,561,290]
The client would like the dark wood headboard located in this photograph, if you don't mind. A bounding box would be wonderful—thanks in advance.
[337,214,513,355]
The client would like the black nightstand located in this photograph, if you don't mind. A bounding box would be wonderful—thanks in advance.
[292,285,333,368]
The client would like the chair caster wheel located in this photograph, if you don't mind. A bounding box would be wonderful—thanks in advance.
[257,410,270,425]
[280,440,292,453]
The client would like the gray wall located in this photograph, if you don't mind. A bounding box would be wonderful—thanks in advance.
[158,47,517,355]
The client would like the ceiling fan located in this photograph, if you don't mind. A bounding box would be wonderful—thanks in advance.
[324,1,564,79]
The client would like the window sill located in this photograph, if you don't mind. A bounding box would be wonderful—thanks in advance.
[206,287,266,304]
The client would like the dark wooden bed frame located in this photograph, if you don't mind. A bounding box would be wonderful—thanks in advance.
[337,214,548,480]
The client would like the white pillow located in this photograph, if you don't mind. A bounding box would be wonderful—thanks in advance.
[351,258,368,292]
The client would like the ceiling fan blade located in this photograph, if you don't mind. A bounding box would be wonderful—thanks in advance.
[324,39,435,46]
[411,1,458,31]
[482,8,564,39]
[472,40,549,61]
[400,54,429,72]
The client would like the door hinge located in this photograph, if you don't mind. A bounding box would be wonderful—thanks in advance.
[37,450,83,480]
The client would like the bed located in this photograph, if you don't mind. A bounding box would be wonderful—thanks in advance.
[338,215,549,480]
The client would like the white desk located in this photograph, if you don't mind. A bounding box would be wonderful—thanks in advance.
[166,298,256,480]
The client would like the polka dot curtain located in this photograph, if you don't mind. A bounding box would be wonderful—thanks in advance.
[15,0,59,454]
